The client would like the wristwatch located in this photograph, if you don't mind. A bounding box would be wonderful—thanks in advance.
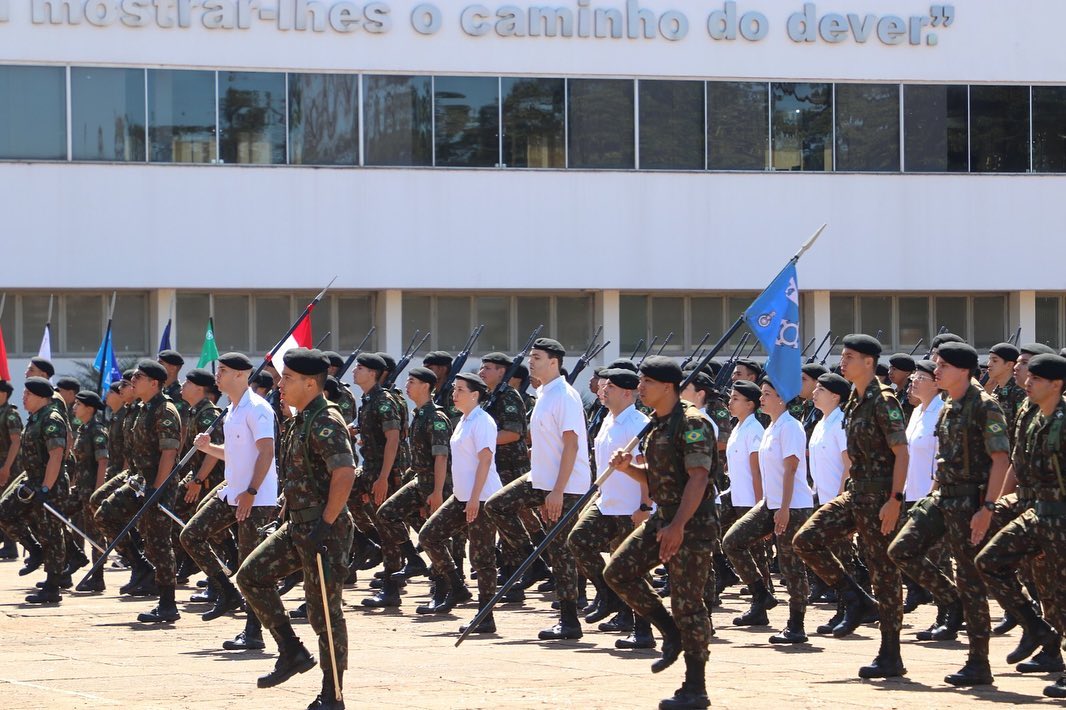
[891,491,904,502]
[639,503,654,512]
[982,500,996,512]
[246,486,258,496]
[39,485,49,496]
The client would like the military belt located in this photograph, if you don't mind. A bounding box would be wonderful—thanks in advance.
[657,499,717,521]
[847,477,893,494]
[1016,485,1063,502]
[936,483,984,498]
[288,506,323,524]
[1034,500,1066,517]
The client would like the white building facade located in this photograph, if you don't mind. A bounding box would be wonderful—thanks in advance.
[1,0,1064,390]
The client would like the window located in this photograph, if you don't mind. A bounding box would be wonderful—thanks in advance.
[1032,87,1066,173]
[176,293,211,353]
[771,83,832,171]
[649,297,685,353]
[218,72,286,165]
[835,84,899,172]
[621,294,757,355]
[336,295,376,353]
[970,85,1030,173]
[112,293,148,354]
[254,295,290,353]
[516,296,551,343]
[903,84,967,172]
[568,79,634,169]
[707,81,769,170]
[434,76,499,168]
[934,296,968,336]
[639,80,704,170]
[555,296,593,352]
[288,73,359,166]
[690,297,725,350]
[501,77,564,168]
[1035,296,1061,348]
[859,297,892,342]
[19,294,51,356]
[402,294,431,354]
[476,296,509,352]
[897,296,929,351]
[0,292,146,357]
[71,67,146,162]
[363,75,432,166]
[972,296,1007,349]
[148,69,216,163]
[213,294,252,353]
[436,296,473,352]
[64,294,105,354]
[0,65,66,160]
[829,296,857,352]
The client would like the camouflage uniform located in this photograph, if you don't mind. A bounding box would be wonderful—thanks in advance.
[888,384,1010,644]
[67,415,108,557]
[0,403,26,545]
[723,500,811,616]
[991,378,1027,448]
[330,383,358,425]
[180,484,273,579]
[419,496,498,598]
[568,505,633,593]
[604,401,718,662]
[173,398,224,533]
[794,379,908,639]
[89,402,141,513]
[105,403,129,477]
[236,395,355,679]
[164,380,190,430]
[351,385,404,512]
[376,401,452,574]
[0,403,69,574]
[482,386,538,566]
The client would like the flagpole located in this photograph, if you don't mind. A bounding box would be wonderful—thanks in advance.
[209,317,216,375]
[97,292,117,395]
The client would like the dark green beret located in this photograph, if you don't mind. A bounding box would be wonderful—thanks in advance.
[136,359,168,383]
[0,380,14,395]
[816,373,851,401]
[75,390,105,410]
[706,360,723,377]
[876,363,889,377]
[601,368,639,390]
[356,353,387,372]
[1060,348,1066,359]
[283,347,330,376]
[219,352,253,371]
[1027,354,1066,381]
[532,337,565,358]
[30,357,55,378]
[481,352,512,368]
[1021,342,1056,357]
[842,334,882,358]
[732,379,761,404]
[376,352,397,371]
[931,333,965,350]
[25,377,54,398]
[801,363,828,379]
[640,356,682,384]
[607,358,638,373]
[423,351,453,367]
[322,351,344,369]
[158,349,184,367]
[408,366,437,386]
[185,368,215,387]
[988,343,1020,363]
[915,359,936,376]
[56,376,80,392]
[454,371,488,395]
[936,342,978,370]
[736,358,763,377]
[888,353,916,372]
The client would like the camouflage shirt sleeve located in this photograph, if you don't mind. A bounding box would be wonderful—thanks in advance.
[979,396,1011,456]
[376,395,402,432]
[874,389,909,449]
[157,404,182,451]
[681,410,715,472]
[93,427,109,462]
[309,409,357,472]
[431,410,452,458]
[496,389,527,435]
[43,411,68,451]
[4,408,22,433]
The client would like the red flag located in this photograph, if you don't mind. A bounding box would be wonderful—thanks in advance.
[0,320,9,381]
[266,304,314,373]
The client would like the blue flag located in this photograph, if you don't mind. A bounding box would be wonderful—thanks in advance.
[743,263,802,403]
[93,329,122,393]
[159,319,172,353]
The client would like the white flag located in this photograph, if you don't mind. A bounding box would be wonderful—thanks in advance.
[38,323,52,370]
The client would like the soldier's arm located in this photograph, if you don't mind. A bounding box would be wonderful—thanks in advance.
[496,394,524,445]
[95,456,108,490]
[153,409,182,489]
[0,432,20,483]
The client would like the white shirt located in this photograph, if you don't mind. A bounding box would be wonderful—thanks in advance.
[450,406,502,503]
[725,414,764,507]
[218,389,279,507]
[530,376,592,494]
[758,412,814,510]
[594,404,650,516]
[808,407,848,503]
[905,396,944,501]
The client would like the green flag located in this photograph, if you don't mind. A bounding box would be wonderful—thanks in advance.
[197,318,219,368]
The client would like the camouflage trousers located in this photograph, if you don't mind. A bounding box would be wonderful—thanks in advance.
[89,471,127,512]
[567,504,633,588]
[377,475,435,574]
[484,473,582,602]
[888,495,991,640]
[724,501,811,615]
[977,507,1066,636]
[497,468,541,567]
[0,472,68,574]
[418,496,497,598]
[347,465,403,540]
[978,494,1040,611]
[793,490,903,637]
[179,487,274,579]
[605,512,718,662]
[95,479,177,586]
[730,504,772,584]
[236,511,354,676]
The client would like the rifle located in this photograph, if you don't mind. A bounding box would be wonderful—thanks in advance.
[925,326,947,358]
[799,336,817,359]
[654,331,674,356]
[335,326,377,381]
[566,325,605,385]
[680,333,711,370]
[806,330,832,364]
[713,333,750,390]
[483,325,543,410]
[383,330,432,389]
[627,338,646,361]
[875,329,883,342]
[435,325,485,406]
[819,336,840,366]
[638,336,659,366]
[907,338,924,357]
[78,277,339,589]
[314,331,332,349]
[1008,326,1021,346]
[743,339,759,358]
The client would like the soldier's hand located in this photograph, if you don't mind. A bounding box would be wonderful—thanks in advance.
[0,466,10,487]
[632,509,650,526]
[372,476,389,507]
[542,490,564,522]
[465,498,480,524]
[773,507,790,536]
[970,508,993,546]
[193,433,211,450]
[609,450,633,471]
[657,522,684,562]
[427,491,444,515]
[878,498,901,536]
[235,491,254,522]
[184,480,202,504]
[307,518,333,554]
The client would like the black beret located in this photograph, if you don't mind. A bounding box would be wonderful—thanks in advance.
[735,358,763,377]
[592,366,608,378]
[1028,354,1066,381]
[936,342,979,370]
[158,349,184,367]
[251,371,274,390]
[136,359,168,383]
[75,390,105,410]
[56,376,80,392]
[689,370,715,390]
[931,333,965,350]
[454,371,488,395]
[185,368,215,387]
[601,368,639,390]
[219,352,253,371]
[801,363,828,379]
[357,352,387,372]
[25,377,54,398]
[376,352,397,371]
[532,337,565,358]
[30,356,55,377]
[0,380,13,395]
[914,359,937,376]
[875,363,889,377]
[640,356,682,384]
[511,364,529,381]
[888,353,916,372]
[481,352,512,367]
[122,369,135,381]
[423,351,454,367]
[107,381,123,394]
[988,343,1020,363]
[842,334,882,358]
[408,366,438,387]
[283,348,330,376]
[1021,342,1056,356]
[706,360,723,377]
[816,373,851,401]
[324,375,342,398]
[732,379,761,404]
[322,351,344,369]
[607,358,638,373]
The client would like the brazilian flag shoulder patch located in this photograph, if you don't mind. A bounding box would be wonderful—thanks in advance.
[684,429,706,444]
[987,421,1004,434]
[433,421,447,431]
[888,408,903,421]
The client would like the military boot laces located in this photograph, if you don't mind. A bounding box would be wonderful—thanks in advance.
[915,603,949,641]
[615,615,656,650]
[816,597,846,635]
[361,575,402,608]
[202,573,243,621]
[858,638,907,679]
[538,599,584,640]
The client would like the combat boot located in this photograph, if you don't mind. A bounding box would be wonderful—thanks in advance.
[858,630,907,679]
[137,585,181,623]
[289,602,308,620]
[278,570,303,596]
[0,533,17,559]
[223,614,266,651]
[769,610,808,644]
[733,580,777,626]
[202,573,243,621]
[518,556,551,590]
[63,547,90,577]
[915,603,948,641]
[74,566,105,593]
[1045,674,1066,699]
[1006,602,1058,664]
[992,610,1018,635]
[120,554,154,595]
[18,542,43,576]
[361,575,401,608]
[307,668,344,709]
[258,623,316,688]
[538,599,583,640]
[416,575,447,614]
[500,566,526,604]
[945,637,994,686]
[713,553,739,594]
[832,575,878,637]
[616,614,656,649]
[816,597,846,635]
[648,606,683,673]
[458,595,497,635]
[431,569,468,614]
[928,599,964,641]
[25,572,62,604]
[599,607,634,633]
[658,654,709,709]
[390,542,428,581]
[190,577,217,603]
[585,575,624,624]
[1017,642,1065,674]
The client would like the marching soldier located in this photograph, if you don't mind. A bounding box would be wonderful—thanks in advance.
[158,350,190,422]
[887,353,916,423]
[55,377,81,433]
[888,342,1010,687]
[0,380,23,560]
[67,391,108,591]
[984,342,1025,446]
[236,348,355,710]
[603,356,717,710]
[323,352,358,425]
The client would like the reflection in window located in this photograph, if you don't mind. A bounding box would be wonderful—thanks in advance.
[112,293,148,353]
[177,293,210,354]
[835,84,899,172]
[476,296,509,352]
[970,86,1029,173]
[568,79,634,169]
[148,69,216,163]
[437,296,472,352]
[289,73,359,166]
[435,76,499,167]
[903,85,967,172]
[337,296,375,352]
[708,82,768,170]
[0,65,66,160]
[639,80,704,170]
[972,296,1006,349]
[1032,87,1066,173]
[859,297,892,344]
[363,75,432,166]
[213,295,251,353]
[502,78,564,168]
[1035,297,1061,347]
[402,294,432,354]
[71,67,146,162]
[771,83,832,171]
[897,297,929,351]
[556,296,593,351]
[66,295,104,353]
[218,72,286,165]
[620,296,647,355]
[935,296,968,338]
